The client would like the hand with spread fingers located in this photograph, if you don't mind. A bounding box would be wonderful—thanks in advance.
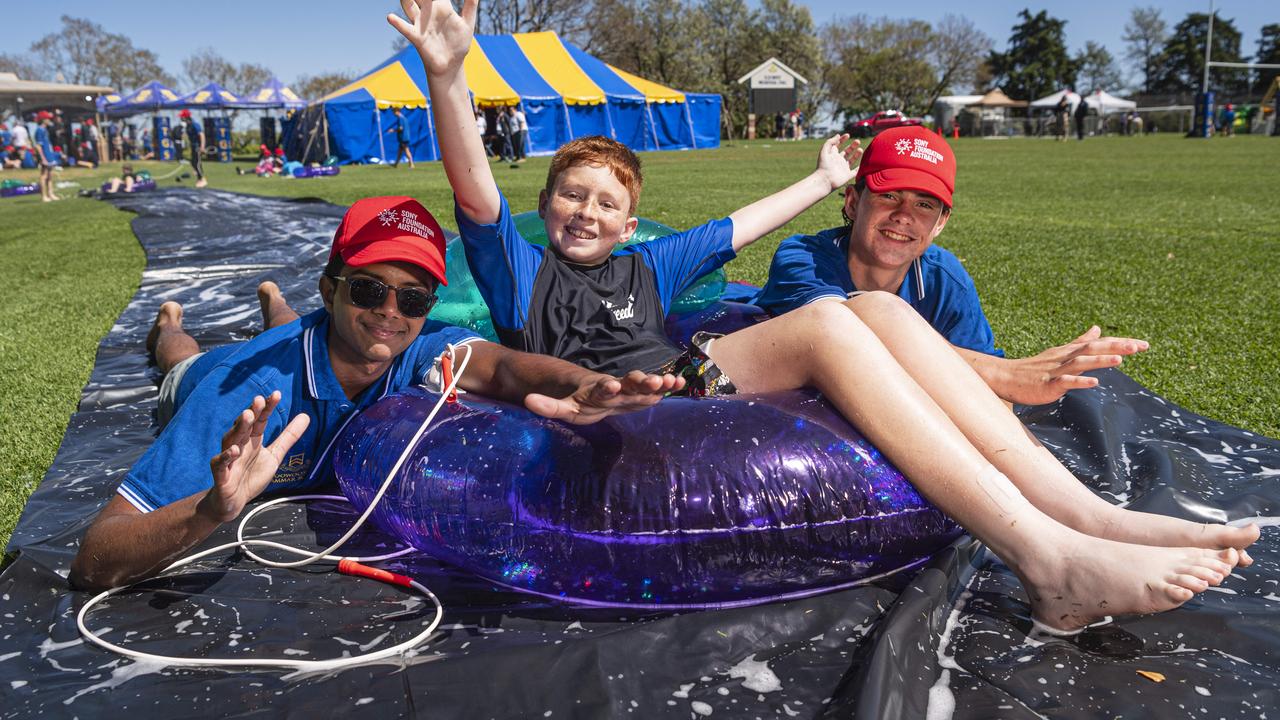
[816,134,863,191]
[197,392,311,523]
[387,0,478,78]
[999,325,1150,406]
[524,371,686,425]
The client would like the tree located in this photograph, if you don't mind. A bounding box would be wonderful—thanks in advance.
[1149,12,1247,95]
[0,52,41,81]
[1075,41,1125,93]
[823,16,936,118]
[29,15,172,89]
[182,49,275,96]
[476,0,594,46]
[986,9,1077,101]
[294,72,357,102]
[819,14,991,121]
[1122,6,1167,94]
[1257,24,1280,92]
[925,15,994,104]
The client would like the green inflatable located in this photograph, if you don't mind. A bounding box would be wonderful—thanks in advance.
[432,211,726,341]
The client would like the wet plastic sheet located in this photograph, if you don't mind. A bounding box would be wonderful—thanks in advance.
[2,188,1277,718]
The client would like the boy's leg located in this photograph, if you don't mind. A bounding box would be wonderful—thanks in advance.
[257,281,300,329]
[706,301,1238,632]
[839,291,1258,556]
[146,302,200,373]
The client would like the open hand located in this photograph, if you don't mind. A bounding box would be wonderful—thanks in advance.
[1002,326,1149,405]
[816,134,862,191]
[524,371,685,425]
[387,0,478,77]
[197,392,310,523]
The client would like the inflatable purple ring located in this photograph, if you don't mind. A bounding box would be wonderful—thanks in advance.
[332,303,960,609]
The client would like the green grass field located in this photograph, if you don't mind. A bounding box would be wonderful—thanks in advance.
[1,134,1277,552]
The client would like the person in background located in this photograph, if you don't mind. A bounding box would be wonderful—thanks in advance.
[32,111,58,202]
[84,118,103,166]
[511,104,527,163]
[10,119,29,156]
[1054,94,1071,141]
[1,146,21,170]
[1074,97,1089,140]
[496,105,515,163]
[178,110,207,188]
[1221,103,1236,137]
[104,163,140,193]
[386,106,415,169]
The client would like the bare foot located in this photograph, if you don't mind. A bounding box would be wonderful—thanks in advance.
[146,301,184,357]
[257,281,299,330]
[1017,531,1238,634]
[1086,504,1259,567]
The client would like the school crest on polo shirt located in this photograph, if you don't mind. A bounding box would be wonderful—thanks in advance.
[272,452,309,485]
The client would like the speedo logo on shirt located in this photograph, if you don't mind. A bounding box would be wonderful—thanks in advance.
[603,295,635,321]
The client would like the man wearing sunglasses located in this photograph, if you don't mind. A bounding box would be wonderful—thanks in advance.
[71,196,684,591]
[753,126,1149,407]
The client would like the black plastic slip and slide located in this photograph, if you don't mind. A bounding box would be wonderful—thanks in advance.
[1,188,1278,719]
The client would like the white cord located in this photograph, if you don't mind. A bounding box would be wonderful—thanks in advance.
[77,343,473,670]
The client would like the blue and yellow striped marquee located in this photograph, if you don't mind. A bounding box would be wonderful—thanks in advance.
[295,32,720,164]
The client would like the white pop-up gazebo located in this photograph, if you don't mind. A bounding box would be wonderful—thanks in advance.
[1084,90,1137,114]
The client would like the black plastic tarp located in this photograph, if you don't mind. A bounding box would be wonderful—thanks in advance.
[2,188,1276,719]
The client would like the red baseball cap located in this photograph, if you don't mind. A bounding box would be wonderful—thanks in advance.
[856,126,956,207]
[179,109,192,118]
[36,111,53,121]
[329,197,448,285]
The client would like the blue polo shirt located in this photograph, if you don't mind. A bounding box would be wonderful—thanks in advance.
[33,126,54,163]
[455,191,736,375]
[753,226,1002,356]
[117,309,480,513]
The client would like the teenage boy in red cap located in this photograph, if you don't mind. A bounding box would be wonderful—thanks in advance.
[177,109,207,188]
[394,0,1256,634]
[32,111,58,202]
[71,196,684,591]
[755,126,1151,406]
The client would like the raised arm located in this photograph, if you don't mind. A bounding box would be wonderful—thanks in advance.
[727,135,861,252]
[70,393,310,591]
[458,341,684,424]
[389,0,500,223]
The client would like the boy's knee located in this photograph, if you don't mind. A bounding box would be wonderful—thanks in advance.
[844,290,912,320]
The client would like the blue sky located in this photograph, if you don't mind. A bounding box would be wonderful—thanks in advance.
[2,1,1273,90]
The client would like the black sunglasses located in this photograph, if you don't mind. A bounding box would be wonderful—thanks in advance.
[327,274,438,318]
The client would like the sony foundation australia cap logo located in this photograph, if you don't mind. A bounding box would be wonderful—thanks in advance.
[895,137,944,165]
[377,208,437,240]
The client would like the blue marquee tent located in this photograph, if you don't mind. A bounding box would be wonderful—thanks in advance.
[97,81,181,117]
[286,32,720,165]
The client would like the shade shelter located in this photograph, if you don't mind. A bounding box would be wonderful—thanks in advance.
[99,81,181,117]
[963,88,1028,137]
[1084,90,1137,114]
[1030,89,1082,111]
[288,32,720,164]
[0,73,113,117]
[172,82,245,111]
[242,77,307,110]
